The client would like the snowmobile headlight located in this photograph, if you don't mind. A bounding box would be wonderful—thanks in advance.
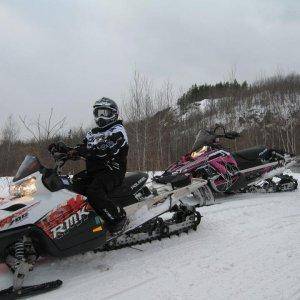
[9,177,37,198]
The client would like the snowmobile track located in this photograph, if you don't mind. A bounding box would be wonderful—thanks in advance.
[96,209,202,252]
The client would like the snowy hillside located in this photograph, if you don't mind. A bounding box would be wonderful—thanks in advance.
[174,93,300,131]
[0,174,299,299]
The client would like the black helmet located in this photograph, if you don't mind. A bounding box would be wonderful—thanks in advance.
[93,97,119,128]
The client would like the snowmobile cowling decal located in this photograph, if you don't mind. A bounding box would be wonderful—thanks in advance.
[0,203,38,230]
[36,195,93,239]
[0,210,28,230]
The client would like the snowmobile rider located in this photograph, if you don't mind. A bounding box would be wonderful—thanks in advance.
[50,97,129,234]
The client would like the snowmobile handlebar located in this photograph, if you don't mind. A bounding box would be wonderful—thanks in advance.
[48,141,71,155]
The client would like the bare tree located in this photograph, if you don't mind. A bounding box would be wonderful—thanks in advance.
[124,71,155,170]
[19,108,66,142]
[0,115,20,174]
[2,115,19,143]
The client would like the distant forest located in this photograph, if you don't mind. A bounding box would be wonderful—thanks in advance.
[177,80,248,109]
[0,72,299,176]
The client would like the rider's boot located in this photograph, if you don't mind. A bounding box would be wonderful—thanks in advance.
[99,206,128,235]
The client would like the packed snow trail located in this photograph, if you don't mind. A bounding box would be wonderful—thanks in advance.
[0,175,299,300]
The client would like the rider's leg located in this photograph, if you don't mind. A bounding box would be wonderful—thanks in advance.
[72,170,92,195]
[86,172,127,233]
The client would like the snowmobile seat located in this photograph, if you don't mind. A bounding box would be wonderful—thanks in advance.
[153,172,191,188]
[109,172,149,198]
[232,146,266,170]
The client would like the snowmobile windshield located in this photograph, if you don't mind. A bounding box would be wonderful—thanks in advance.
[192,129,216,151]
[13,155,42,182]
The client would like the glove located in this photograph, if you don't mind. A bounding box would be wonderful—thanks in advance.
[48,142,70,154]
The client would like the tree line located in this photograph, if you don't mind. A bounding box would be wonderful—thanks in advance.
[177,80,248,110]
[0,72,299,176]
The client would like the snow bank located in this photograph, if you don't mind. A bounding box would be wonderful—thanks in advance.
[0,177,11,199]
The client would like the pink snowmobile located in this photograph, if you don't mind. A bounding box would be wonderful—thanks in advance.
[154,126,298,205]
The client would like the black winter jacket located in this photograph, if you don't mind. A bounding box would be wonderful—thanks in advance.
[76,121,128,175]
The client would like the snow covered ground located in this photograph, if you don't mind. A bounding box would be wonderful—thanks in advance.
[0,174,299,300]
[0,177,10,199]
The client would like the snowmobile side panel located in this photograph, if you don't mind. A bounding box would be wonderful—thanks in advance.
[35,197,109,255]
[33,223,108,258]
[0,223,109,260]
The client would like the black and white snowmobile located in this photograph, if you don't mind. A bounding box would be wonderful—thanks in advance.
[0,154,206,298]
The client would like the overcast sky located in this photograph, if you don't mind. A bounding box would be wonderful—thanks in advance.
[0,0,299,137]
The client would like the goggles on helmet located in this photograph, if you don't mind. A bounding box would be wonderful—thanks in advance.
[94,107,116,118]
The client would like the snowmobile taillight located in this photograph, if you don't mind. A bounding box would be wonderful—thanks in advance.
[9,177,37,198]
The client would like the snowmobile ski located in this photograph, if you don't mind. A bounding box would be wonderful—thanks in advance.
[0,279,62,299]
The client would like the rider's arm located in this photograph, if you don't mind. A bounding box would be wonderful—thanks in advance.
[104,124,128,157]
[75,125,128,159]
